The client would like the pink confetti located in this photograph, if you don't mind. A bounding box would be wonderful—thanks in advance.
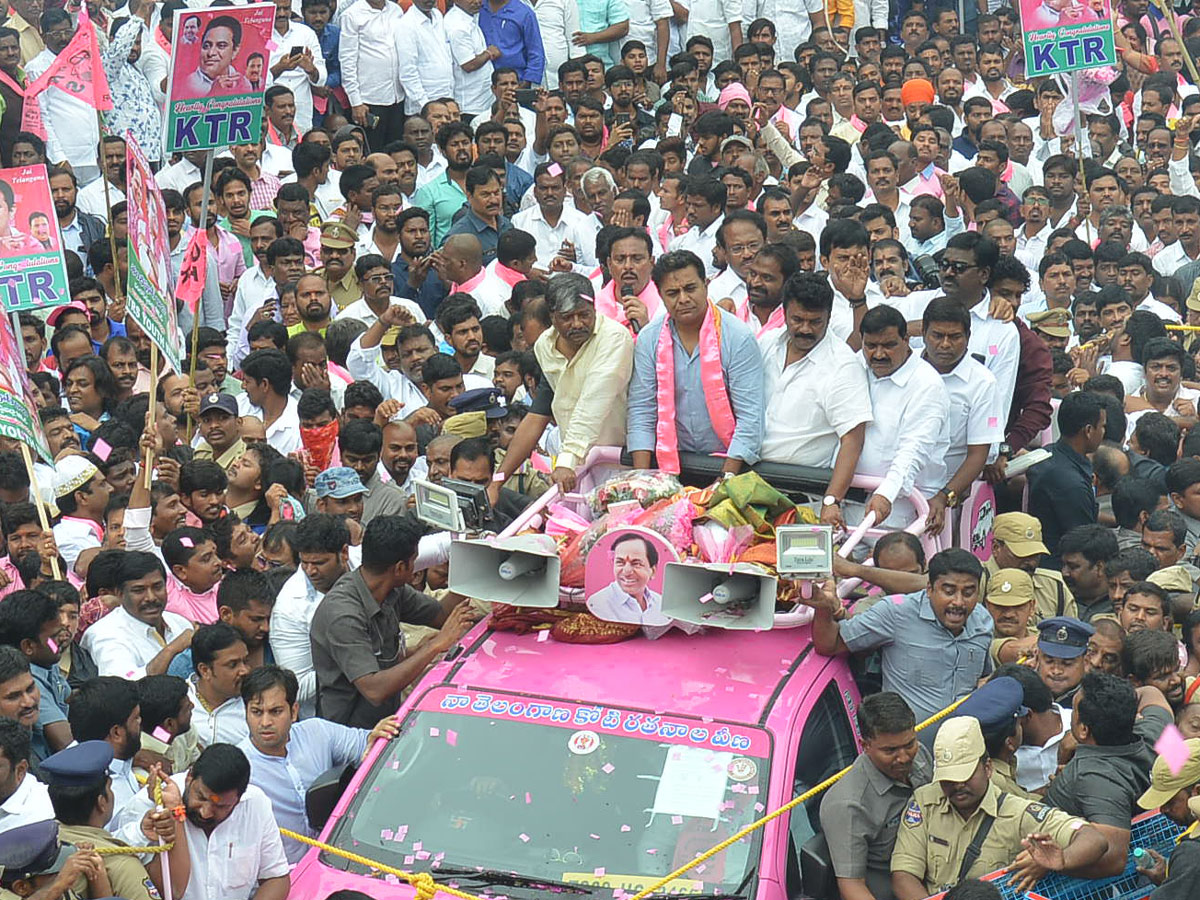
[92,438,112,462]
[620,825,631,832]
[537,630,549,643]
[748,786,759,794]
[696,864,707,874]
[1156,724,1193,775]
[413,842,423,851]
[179,536,194,548]
[152,725,172,743]
[548,163,563,177]
[396,826,409,841]
[382,829,395,840]
[646,849,658,855]
[446,730,458,746]
[988,344,998,355]
[590,833,600,840]
[987,417,999,428]
[519,833,530,842]
[429,727,439,737]
[46,638,58,654]
[385,874,401,885]
[594,867,606,876]
[265,39,278,50]
[416,850,431,860]
[671,815,683,825]
[525,792,532,804]
[731,784,746,793]
[602,763,615,774]
[754,803,764,812]
[405,855,415,865]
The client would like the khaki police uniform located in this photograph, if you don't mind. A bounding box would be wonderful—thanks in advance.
[57,824,162,900]
[891,780,1086,893]
[989,757,1038,801]
[982,558,1076,623]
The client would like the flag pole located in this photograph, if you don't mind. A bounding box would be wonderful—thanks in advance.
[186,149,215,442]
[96,113,124,301]
[1071,70,1092,246]
[144,343,158,490]
[20,444,61,581]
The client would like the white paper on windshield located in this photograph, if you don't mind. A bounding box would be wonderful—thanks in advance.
[652,746,732,820]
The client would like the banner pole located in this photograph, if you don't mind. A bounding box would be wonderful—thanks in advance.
[10,312,23,369]
[145,343,158,490]
[97,113,124,301]
[186,149,215,443]
[1158,1,1200,90]
[1071,70,1093,246]
[20,443,61,581]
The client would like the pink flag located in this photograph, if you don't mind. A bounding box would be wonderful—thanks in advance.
[25,4,113,112]
[1155,724,1193,776]
[174,228,208,313]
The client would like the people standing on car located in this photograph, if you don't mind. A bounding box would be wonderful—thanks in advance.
[819,692,932,900]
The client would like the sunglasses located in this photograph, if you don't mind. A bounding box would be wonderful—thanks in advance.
[938,258,978,275]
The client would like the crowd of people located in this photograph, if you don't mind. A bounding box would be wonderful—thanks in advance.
[3,0,1200,897]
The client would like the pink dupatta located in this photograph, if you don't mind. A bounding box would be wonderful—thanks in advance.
[654,305,736,474]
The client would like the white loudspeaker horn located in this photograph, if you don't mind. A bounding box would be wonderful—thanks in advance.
[448,534,562,608]
[660,561,778,630]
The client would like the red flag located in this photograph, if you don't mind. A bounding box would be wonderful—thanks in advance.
[25,3,112,111]
[19,94,44,139]
[174,228,207,313]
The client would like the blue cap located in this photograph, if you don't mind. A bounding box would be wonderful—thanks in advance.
[1036,616,1095,659]
[950,676,1030,733]
[0,820,74,881]
[449,387,508,420]
[40,740,114,787]
[314,467,371,499]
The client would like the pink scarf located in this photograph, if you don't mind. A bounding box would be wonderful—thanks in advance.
[752,304,785,336]
[492,261,526,287]
[595,280,662,332]
[654,305,736,474]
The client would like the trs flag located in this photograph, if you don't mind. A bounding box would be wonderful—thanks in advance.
[174,228,207,313]
[25,3,112,111]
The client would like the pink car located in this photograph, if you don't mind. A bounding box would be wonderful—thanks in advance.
[287,622,861,900]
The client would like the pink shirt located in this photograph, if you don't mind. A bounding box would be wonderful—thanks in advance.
[0,556,22,601]
[166,576,219,624]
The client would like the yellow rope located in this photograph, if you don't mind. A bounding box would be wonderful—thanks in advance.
[1166,325,1200,331]
[97,778,174,857]
[625,696,969,900]
[279,828,481,900]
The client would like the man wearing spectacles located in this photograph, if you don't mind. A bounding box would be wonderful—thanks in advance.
[938,232,1021,418]
[1016,186,1053,273]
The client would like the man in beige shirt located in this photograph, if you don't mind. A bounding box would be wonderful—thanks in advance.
[490,272,634,497]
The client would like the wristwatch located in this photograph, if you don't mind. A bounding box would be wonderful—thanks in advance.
[939,488,960,508]
[997,443,1012,458]
[822,495,840,507]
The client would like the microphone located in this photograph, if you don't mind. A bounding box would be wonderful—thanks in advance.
[621,283,640,334]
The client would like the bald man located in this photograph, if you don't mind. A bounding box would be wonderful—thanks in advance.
[434,233,509,317]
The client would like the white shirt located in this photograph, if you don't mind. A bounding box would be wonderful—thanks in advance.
[239,720,369,863]
[25,49,100,175]
[1138,296,1183,324]
[0,774,52,835]
[627,0,672,65]
[107,756,141,826]
[51,517,101,571]
[81,605,193,679]
[1102,358,1145,396]
[188,677,249,748]
[858,350,950,503]
[227,264,275,365]
[470,264,518,318]
[586,582,669,625]
[344,335,430,412]
[708,266,747,311]
[267,19,326,133]
[669,215,723,277]
[236,393,303,455]
[969,295,1021,415]
[511,203,600,268]
[339,295,425,330]
[75,178,125,224]
[445,5,493,116]
[1126,385,1200,441]
[156,156,203,195]
[934,353,1004,481]
[828,280,886,344]
[533,0,580,88]
[1153,241,1197,277]
[1016,222,1051,273]
[684,0,741,63]
[759,327,874,466]
[270,569,326,719]
[339,0,404,107]
[126,775,289,900]
[261,141,295,179]
[395,4,454,115]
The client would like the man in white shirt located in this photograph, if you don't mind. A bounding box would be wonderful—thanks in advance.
[759,271,872,530]
[75,136,127,223]
[345,308,436,415]
[1125,337,1200,436]
[81,553,194,680]
[240,666,398,862]
[1153,196,1200,276]
[340,0,404,148]
[446,0,499,117]
[237,348,304,455]
[187,623,251,749]
[25,10,100,184]
[856,304,951,528]
[669,176,725,277]
[124,745,290,900]
[396,0,455,115]
[920,298,1004,535]
[0,718,52,835]
[63,678,143,826]
[684,0,741,65]
[533,0,580,90]
[267,0,326,134]
[1016,185,1052,273]
[50,457,110,577]
[512,162,600,268]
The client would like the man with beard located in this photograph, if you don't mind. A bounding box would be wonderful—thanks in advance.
[627,250,763,475]
[347,304,437,415]
[380,420,420,496]
[49,167,103,266]
[65,677,144,821]
[25,9,99,181]
[390,207,445,320]
[414,121,475,246]
[0,648,49,769]
[0,591,73,755]
[0,504,60,599]
[239,666,398,862]
[39,407,80,459]
[72,277,123,349]
[743,244,800,336]
[819,692,931,900]
[76,135,128,224]
[186,623,251,748]
[358,185,404,263]
[215,168,255,264]
[122,744,290,900]
[492,274,634,496]
[287,273,335,339]
[437,295,493,380]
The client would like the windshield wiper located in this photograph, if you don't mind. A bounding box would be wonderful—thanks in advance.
[642,893,745,900]
[430,865,593,894]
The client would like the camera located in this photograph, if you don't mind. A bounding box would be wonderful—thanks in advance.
[911,254,942,289]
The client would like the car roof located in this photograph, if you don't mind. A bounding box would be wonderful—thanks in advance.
[438,624,820,726]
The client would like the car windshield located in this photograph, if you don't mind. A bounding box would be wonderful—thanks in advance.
[325,691,771,897]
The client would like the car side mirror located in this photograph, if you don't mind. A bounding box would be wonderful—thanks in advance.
[800,831,836,900]
[305,763,357,834]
